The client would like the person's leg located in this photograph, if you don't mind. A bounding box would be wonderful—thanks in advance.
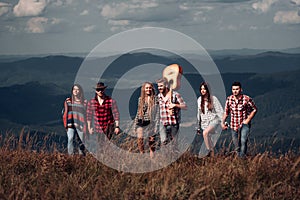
[170,124,179,152]
[162,125,171,145]
[149,135,156,158]
[105,124,114,140]
[76,129,85,156]
[231,129,240,154]
[203,126,215,156]
[203,126,215,151]
[240,124,250,157]
[67,128,75,155]
[137,127,145,154]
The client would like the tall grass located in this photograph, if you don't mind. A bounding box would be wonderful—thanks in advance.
[0,129,299,199]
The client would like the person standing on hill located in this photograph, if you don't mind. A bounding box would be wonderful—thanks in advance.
[156,78,187,147]
[134,82,159,158]
[197,82,224,157]
[86,82,120,141]
[63,84,87,155]
[221,81,257,158]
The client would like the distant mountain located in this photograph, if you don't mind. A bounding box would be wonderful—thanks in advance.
[0,51,300,89]
[215,51,300,73]
[208,47,300,57]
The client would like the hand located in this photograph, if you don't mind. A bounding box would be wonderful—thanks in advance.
[242,120,249,125]
[221,122,228,130]
[196,128,201,135]
[88,127,94,134]
[114,127,120,134]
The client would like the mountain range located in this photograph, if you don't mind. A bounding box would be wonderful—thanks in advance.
[0,49,299,153]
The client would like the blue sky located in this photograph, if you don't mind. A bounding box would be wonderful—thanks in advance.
[0,0,299,55]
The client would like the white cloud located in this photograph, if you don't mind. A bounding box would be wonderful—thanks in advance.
[80,9,89,16]
[108,19,130,26]
[83,25,95,32]
[52,0,73,6]
[291,0,300,6]
[26,17,48,33]
[274,10,300,24]
[0,2,11,16]
[101,3,128,19]
[252,0,277,13]
[6,25,17,33]
[50,17,61,25]
[13,0,48,17]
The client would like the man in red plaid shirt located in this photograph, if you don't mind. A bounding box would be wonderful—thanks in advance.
[156,78,187,146]
[222,81,257,158]
[86,82,120,140]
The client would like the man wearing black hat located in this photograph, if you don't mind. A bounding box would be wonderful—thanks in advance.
[86,82,120,140]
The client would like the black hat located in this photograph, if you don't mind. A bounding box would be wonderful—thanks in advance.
[94,82,108,89]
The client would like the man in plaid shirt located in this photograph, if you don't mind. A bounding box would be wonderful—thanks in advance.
[222,81,257,158]
[86,82,120,140]
[156,78,187,145]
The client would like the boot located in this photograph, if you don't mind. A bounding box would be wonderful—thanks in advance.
[138,138,144,154]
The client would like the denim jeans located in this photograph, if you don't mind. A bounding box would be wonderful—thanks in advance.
[163,124,179,145]
[67,128,84,155]
[231,123,250,157]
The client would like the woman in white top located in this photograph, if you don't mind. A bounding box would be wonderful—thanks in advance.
[197,82,224,156]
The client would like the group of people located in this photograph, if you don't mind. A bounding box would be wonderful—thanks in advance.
[197,81,257,158]
[63,78,257,159]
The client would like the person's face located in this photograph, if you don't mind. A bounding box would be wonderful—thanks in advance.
[232,85,242,96]
[157,83,165,94]
[200,85,207,96]
[72,86,80,96]
[95,88,105,97]
[145,83,153,96]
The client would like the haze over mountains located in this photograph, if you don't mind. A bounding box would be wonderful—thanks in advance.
[0,48,299,153]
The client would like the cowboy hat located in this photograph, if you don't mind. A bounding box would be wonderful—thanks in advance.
[93,82,108,89]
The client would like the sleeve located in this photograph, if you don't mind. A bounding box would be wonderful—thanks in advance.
[213,96,224,121]
[86,100,93,122]
[112,99,120,121]
[197,97,201,125]
[154,97,160,132]
[247,97,257,113]
[133,97,141,130]
[175,92,186,106]
[63,99,68,128]
[225,97,230,116]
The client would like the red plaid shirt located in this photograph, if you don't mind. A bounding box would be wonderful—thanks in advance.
[158,91,185,126]
[86,96,119,133]
[225,94,257,131]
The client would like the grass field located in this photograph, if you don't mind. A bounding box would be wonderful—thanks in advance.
[0,131,299,199]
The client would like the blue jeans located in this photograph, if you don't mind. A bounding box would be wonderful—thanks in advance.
[67,128,84,155]
[231,124,250,157]
[163,124,179,145]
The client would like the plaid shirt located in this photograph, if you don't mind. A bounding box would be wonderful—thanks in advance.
[225,94,257,131]
[158,91,185,126]
[86,96,119,133]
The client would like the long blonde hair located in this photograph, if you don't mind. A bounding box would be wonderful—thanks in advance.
[138,82,156,120]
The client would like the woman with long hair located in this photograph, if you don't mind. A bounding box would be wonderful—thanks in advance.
[134,82,159,158]
[63,84,87,155]
[197,82,223,156]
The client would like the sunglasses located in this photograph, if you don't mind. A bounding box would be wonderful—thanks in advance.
[96,88,105,92]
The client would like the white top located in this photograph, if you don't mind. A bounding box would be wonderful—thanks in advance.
[197,95,224,130]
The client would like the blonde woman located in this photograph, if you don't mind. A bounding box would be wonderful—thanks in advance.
[134,82,159,158]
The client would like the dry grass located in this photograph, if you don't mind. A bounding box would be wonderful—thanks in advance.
[0,131,299,200]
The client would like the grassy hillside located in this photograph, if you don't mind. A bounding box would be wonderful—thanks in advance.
[0,144,299,199]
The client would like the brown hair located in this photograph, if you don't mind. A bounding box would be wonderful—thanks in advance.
[199,82,213,114]
[138,82,156,120]
[71,84,85,103]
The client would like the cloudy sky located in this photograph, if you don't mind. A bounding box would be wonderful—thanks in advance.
[0,0,299,55]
